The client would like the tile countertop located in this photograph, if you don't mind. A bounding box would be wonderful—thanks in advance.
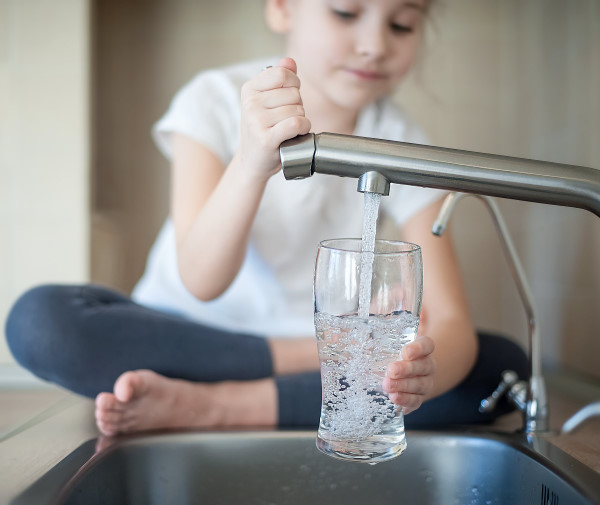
[1,371,599,503]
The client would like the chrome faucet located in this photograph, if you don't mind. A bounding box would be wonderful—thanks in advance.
[279,133,600,216]
[432,192,547,433]
[280,133,600,434]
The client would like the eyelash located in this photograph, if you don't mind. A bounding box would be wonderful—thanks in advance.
[391,23,413,34]
[331,9,414,34]
[332,9,357,20]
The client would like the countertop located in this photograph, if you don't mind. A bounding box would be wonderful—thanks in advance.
[1,371,599,503]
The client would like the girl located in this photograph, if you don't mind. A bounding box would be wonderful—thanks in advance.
[6,0,527,435]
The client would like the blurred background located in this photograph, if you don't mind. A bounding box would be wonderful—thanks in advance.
[1,0,599,385]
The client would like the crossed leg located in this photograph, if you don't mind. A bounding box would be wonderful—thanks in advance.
[5,284,321,435]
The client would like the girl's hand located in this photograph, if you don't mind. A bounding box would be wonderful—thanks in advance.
[238,57,311,182]
[382,336,435,414]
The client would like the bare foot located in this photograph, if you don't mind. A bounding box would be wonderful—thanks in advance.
[95,370,277,436]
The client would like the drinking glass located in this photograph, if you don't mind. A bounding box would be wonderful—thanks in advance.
[314,239,422,463]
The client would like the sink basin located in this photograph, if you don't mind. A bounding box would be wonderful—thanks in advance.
[10,430,600,505]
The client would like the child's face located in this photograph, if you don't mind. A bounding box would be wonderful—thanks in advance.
[271,0,427,112]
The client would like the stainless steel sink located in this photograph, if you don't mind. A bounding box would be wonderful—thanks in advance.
[10,430,600,505]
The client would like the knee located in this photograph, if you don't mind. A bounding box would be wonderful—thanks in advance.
[5,284,76,373]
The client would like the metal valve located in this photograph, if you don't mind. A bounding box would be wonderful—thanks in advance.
[479,370,520,413]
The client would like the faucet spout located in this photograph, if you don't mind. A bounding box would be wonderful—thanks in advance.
[280,133,600,217]
[357,171,390,196]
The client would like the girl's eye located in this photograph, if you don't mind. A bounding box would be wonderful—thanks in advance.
[391,23,414,34]
[332,9,358,20]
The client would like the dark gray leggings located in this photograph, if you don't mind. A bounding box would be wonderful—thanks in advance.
[4,284,529,428]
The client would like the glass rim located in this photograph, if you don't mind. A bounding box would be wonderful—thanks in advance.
[318,238,421,256]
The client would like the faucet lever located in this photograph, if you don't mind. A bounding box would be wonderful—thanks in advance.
[479,370,520,413]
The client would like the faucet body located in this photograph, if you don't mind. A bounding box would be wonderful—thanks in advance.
[280,132,600,434]
[280,133,600,216]
[433,192,548,433]
[280,133,600,433]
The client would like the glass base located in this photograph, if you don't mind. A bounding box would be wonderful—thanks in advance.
[316,434,406,464]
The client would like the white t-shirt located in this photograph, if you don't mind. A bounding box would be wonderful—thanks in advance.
[132,59,444,338]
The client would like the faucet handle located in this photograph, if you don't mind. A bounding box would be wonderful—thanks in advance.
[479,370,520,413]
[280,134,315,180]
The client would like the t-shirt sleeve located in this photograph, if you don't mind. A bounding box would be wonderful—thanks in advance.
[378,111,447,227]
[151,70,239,165]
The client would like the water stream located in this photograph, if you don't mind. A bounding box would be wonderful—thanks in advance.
[358,192,381,319]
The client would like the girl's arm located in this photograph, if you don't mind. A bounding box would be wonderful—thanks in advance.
[171,58,311,301]
[383,198,478,413]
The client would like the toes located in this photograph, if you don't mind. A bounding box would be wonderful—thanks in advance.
[95,390,135,437]
[95,410,135,436]
[95,408,129,425]
[95,392,124,411]
[114,370,148,402]
[96,417,118,436]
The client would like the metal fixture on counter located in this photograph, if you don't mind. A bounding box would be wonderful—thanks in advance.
[279,133,600,215]
[281,133,600,434]
[432,192,547,433]
[279,133,600,433]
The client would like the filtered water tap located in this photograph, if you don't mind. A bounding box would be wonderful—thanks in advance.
[279,133,600,215]
[279,133,600,433]
[433,192,548,433]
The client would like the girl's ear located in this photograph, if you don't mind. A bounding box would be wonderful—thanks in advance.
[265,0,292,34]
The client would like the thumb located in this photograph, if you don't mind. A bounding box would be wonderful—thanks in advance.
[277,57,297,74]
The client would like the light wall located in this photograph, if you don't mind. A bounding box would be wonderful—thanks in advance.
[90,0,284,296]
[0,0,91,364]
[1,1,599,383]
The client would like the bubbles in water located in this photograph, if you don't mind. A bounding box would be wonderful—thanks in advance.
[315,312,417,441]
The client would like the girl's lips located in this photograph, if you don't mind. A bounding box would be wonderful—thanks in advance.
[346,68,387,80]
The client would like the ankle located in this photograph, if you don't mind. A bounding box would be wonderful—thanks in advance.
[169,379,227,427]
[269,338,319,376]
[213,379,277,427]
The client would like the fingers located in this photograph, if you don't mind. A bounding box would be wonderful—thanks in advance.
[401,335,434,361]
[382,336,436,414]
[260,87,303,109]
[248,64,301,93]
[263,104,306,127]
[277,56,297,73]
[388,391,425,415]
[386,336,435,379]
[383,372,434,414]
[242,64,309,138]
[383,375,433,396]
[270,115,312,141]
[386,356,434,380]
[238,57,310,178]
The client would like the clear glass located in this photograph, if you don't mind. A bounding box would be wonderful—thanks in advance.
[314,239,423,463]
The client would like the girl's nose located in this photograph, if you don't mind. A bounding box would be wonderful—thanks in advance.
[355,20,388,60]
